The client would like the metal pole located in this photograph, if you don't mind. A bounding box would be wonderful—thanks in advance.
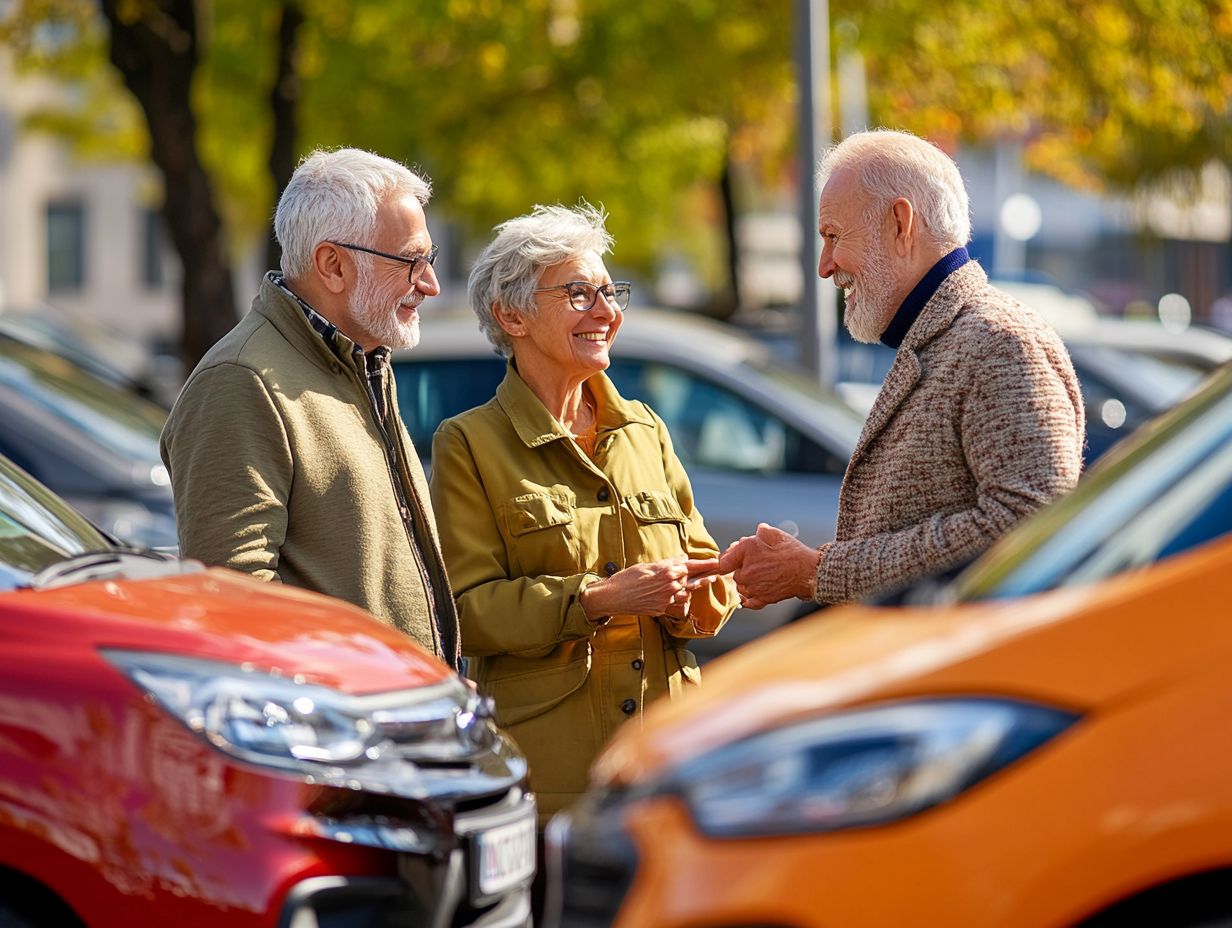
[795,0,837,386]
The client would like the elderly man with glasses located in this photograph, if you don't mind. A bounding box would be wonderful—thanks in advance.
[160,148,459,667]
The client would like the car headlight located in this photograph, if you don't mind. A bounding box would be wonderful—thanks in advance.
[663,698,1077,837]
[104,650,522,799]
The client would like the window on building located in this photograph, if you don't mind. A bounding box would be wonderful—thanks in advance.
[46,201,85,292]
[142,207,169,288]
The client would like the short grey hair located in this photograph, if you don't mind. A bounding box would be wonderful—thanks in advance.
[274,148,432,280]
[467,203,615,357]
[818,129,971,248]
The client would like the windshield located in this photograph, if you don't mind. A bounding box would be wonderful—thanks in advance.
[1070,343,1206,411]
[0,336,166,464]
[0,456,111,590]
[952,367,1232,601]
[743,357,866,447]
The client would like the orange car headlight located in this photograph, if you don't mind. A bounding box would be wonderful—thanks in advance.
[665,698,1077,838]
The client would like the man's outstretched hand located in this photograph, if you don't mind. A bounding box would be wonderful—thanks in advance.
[716,523,820,609]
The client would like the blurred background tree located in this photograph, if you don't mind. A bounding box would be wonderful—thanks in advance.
[2,0,1229,363]
[854,0,1232,188]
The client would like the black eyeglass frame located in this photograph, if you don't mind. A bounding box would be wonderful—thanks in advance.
[329,241,439,284]
[532,280,633,312]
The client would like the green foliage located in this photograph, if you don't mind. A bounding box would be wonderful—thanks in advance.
[0,0,147,158]
[3,0,1229,293]
[842,0,1232,191]
[3,0,795,283]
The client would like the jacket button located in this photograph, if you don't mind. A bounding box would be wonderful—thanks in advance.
[631,658,644,671]
[597,486,610,502]
[604,561,619,576]
[620,698,637,715]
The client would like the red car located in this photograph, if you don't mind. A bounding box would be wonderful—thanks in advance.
[0,454,535,927]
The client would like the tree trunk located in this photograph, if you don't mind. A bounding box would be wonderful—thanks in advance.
[100,0,238,370]
[715,152,741,321]
[265,0,303,274]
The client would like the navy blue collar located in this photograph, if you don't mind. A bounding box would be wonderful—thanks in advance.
[879,246,970,349]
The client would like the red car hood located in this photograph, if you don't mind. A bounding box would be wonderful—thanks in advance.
[0,567,450,693]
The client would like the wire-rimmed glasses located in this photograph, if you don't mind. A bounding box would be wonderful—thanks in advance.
[329,241,439,284]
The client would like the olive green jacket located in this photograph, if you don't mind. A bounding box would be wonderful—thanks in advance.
[160,274,459,667]
[430,364,737,821]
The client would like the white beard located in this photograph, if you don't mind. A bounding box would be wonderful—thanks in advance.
[837,234,899,345]
[349,261,421,350]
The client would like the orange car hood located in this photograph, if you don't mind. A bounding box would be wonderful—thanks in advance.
[0,567,450,693]
[595,536,1231,785]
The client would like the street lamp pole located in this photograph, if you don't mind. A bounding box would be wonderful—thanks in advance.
[795,0,837,386]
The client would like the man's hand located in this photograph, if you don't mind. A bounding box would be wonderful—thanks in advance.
[717,523,819,609]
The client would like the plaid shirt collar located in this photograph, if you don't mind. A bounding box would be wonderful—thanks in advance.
[271,274,391,371]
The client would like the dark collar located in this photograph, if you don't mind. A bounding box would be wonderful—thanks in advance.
[879,246,970,349]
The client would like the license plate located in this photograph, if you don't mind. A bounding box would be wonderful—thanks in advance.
[475,814,537,896]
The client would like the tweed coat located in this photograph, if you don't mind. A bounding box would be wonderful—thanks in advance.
[160,274,460,667]
[429,364,738,823]
[813,260,1085,603]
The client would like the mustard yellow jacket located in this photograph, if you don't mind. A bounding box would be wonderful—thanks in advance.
[429,364,737,820]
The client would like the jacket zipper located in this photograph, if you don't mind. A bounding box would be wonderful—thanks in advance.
[360,364,443,658]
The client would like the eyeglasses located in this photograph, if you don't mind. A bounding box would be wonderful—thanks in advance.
[532,280,632,313]
[329,241,439,284]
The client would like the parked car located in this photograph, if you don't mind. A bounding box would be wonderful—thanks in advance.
[548,362,1232,928]
[394,309,865,656]
[0,306,182,408]
[834,314,1232,462]
[0,331,177,549]
[0,451,536,927]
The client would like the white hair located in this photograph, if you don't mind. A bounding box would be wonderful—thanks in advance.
[818,129,971,248]
[274,148,432,280]
[467,203,614,357]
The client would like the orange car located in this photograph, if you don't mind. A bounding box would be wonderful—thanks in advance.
[547,366,1232,928]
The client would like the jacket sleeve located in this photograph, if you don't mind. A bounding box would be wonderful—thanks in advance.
[814,326,1084,604]
[160,363,292,581]
[429,420,601,658]
[648,407,740,638]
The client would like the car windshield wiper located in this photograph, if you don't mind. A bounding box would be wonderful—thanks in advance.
[27,549,204,591]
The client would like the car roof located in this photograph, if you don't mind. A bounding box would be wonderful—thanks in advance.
[404,306,863,451]
[1060,319,1232,367]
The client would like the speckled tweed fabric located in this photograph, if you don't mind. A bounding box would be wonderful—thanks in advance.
[814,260,1085,603]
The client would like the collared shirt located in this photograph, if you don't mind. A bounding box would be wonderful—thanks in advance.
[271,274,393,421]
[880,246,971,349]
[270,274,441,639]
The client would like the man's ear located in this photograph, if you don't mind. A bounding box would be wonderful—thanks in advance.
[891,197,915,256]
[313,241,348,295]
[492,300,528,337]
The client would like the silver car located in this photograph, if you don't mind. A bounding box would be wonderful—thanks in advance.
[393,309,865,657]
[837,314,1232,462]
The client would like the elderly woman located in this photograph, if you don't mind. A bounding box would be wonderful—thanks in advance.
[429,204,737,823]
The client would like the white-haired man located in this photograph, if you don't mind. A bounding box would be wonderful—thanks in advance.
[161,148,459,666]
[718,129,1085,606]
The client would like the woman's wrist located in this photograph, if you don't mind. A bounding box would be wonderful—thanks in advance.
[579,576,612,626]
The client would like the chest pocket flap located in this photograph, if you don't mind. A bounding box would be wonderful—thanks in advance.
[502,491,576,537]
[624,489,687,525]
